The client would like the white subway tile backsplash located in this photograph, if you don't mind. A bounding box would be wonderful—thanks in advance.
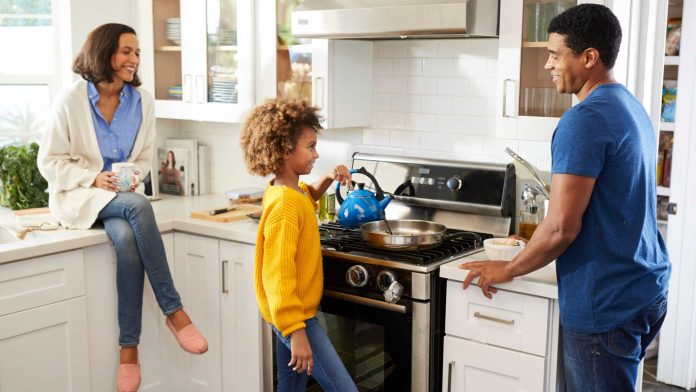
[451,135,485,154]
[468,39,499,58]
[389,130,419,149]
[483,137,519,157]
[455,56,488,78]
[436,115,468,133]
[375,41,408,58]
[438,40,471,57]
[408,40,439,58]
[467,154,509,164]
[408,77,438,95]
[363,128,391,145]
[373,94,392,111]
[393,59,422,76]
[407,113,437,131]
[419,132,452,151]
[421,96,453,114]
[465,116,496,136]
[437,78,470,96]
[487,60,498,77]
[375,112,406,129]
[391,95,421,112]
[469,77,498,97]
[375,76,408,94]
[451,96,491,116]
[518,140,552,161]
[373,58,393,76]
[422,58,455,77]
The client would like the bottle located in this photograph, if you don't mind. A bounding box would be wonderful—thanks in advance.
[318,192,336,222]
[519,206,540,240]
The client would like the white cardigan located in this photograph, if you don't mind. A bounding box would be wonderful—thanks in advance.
[38,79,155,229]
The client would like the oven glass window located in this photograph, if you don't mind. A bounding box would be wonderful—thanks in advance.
[308,296,412,391]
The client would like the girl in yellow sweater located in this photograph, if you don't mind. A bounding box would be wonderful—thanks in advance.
[240,99,358,391]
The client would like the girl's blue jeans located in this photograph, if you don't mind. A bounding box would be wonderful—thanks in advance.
[97,192,182,347]
[273,317,358,392]
[562,296,668,391]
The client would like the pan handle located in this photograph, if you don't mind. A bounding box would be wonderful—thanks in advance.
[445,231,483,248]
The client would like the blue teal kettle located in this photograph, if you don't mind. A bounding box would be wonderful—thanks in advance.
[335,167,391,229]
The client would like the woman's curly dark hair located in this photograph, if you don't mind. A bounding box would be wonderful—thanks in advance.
[73,23,142,86]
[548,4,622,69]
[240,99,322,177]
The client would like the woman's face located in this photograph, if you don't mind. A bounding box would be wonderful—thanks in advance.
[111,33,140,83]
[167,151,174,162]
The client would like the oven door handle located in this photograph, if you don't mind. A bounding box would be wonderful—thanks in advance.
[324,290,407,314]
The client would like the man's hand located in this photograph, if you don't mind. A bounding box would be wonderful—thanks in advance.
[459,260,514,299]
[288,328,313,376]
[92,171,119,192]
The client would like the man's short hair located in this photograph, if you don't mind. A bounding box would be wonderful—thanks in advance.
[548,4,622,69]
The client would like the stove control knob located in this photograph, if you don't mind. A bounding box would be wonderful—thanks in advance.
[446,176,462,191]
[384,281,404,304]
[346,265,370,288]
[376,270,397,292]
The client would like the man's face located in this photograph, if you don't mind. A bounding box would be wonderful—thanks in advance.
[545,33,587,95]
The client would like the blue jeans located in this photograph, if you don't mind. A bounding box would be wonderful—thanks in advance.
[273,317,358,392]
[97,192,182,347]
[562,297,668,392]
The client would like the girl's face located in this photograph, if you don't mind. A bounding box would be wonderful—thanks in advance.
[284,127,319,176]
[111,33,140,83]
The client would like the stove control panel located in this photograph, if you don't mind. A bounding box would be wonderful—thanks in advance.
[346,265,370,287]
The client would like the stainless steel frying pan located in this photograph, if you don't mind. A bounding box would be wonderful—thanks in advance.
[360,219,482,251]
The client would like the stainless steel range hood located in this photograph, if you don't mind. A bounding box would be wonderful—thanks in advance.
[291,0,499,40]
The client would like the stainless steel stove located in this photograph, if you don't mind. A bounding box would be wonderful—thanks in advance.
[313,153,516,392]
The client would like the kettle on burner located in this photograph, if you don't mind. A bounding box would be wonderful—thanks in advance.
[335,167,391,229]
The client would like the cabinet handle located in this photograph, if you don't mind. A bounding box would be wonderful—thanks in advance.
[183,74,193,103]
[502,78,518,118]
[222,260,229,293]
[447,361,455,392]
[473,311,515,325]
[195,75,206,103]
[313,77,324,109]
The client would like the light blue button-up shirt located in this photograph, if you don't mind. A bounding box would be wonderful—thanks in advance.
[88,82,143,172]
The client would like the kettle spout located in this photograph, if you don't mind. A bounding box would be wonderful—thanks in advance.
[378,196,392,212]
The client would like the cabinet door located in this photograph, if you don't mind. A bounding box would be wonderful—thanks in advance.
[0,298,90,391]
[220,240,263,392]
[138,0,253,122]
[496,0,579,141]
[173,233,222,391]
[442,336,545,392]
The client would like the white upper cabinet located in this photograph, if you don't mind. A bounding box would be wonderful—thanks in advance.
[496,0,610,141]
[138,0,253,123]
[256,0,372,129]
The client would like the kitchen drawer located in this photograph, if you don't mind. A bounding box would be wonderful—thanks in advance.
[442,335,545,392]
[445,280,550,356]
[0,250,85,316]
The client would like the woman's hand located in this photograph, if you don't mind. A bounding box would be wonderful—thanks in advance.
[288,328,313,376]
[328,165,352,188]
[93,171,119,192]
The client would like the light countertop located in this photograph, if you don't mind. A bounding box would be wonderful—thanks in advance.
[0,194,260,264]
[439,251,559,299]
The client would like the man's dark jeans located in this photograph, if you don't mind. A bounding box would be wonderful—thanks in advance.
[562,297,668,391]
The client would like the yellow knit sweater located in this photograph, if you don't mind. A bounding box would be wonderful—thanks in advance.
[254,181,322,337]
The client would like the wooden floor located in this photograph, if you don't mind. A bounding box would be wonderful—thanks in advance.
[643,357,690,391]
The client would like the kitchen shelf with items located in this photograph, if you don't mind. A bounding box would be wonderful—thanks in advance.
[138,0,253,123]
[497,0,580,141]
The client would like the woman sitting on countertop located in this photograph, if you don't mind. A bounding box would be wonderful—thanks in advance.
[38,23,207,392]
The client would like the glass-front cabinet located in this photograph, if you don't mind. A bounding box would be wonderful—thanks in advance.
[139,0,252,122]
[497,0,579,141]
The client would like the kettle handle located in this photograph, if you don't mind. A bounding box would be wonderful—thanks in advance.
[335,167,388,204]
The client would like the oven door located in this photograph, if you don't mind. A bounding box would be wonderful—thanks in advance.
[311,288,413,391]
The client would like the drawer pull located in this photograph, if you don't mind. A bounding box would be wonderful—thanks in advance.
[473,311,515,325]
[447,361,455,392]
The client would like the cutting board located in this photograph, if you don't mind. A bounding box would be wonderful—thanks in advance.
[190,204,263,222]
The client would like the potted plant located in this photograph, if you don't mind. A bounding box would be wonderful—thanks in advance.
[0,142,48,210]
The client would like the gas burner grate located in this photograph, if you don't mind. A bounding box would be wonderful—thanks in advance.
[319,222,491,265]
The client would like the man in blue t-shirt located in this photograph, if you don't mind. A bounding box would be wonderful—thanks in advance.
[460,4,671,391]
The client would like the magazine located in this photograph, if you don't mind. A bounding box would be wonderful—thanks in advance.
[157,147,190,196]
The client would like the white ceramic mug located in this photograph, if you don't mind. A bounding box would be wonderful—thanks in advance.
[112,162,139,192]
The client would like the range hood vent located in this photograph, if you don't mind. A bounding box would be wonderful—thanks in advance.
[291,0,499,40]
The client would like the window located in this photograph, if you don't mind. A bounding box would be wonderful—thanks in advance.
[0,0,57,146]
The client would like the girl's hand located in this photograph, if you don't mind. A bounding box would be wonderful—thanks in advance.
[328,165,352,188]
[288,328,313,375]
[93,171,119,192]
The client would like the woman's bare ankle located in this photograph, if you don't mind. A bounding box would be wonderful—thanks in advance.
[119,346,138,364]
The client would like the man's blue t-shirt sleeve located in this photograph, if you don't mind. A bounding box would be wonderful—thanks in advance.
[552,106,613,179]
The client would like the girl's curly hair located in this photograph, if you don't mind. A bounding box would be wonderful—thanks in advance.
[239,99,322,177]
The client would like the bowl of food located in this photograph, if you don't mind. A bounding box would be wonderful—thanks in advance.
[483,238,525,261]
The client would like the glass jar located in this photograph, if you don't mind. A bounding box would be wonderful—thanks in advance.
[519,209,540,240]
[319,192,336,222]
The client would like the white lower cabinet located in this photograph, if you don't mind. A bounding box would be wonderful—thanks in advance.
[443,280,561,391]
[443,336,545,392]
[0,251,90,392]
